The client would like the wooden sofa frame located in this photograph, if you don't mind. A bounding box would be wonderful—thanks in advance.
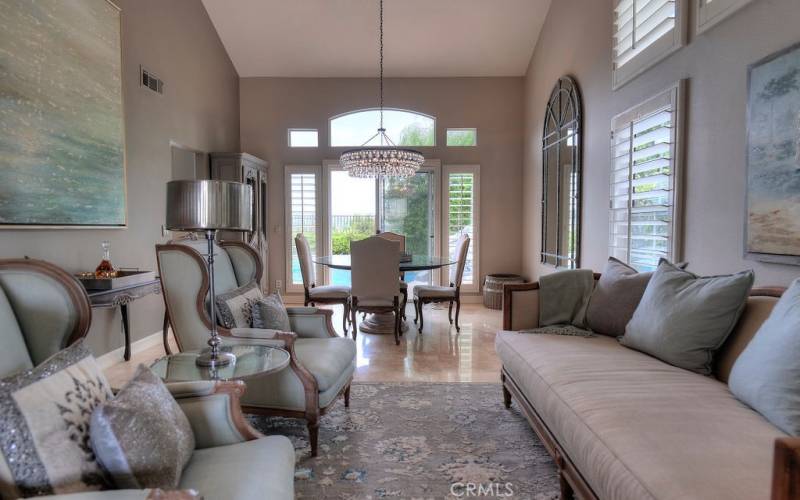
[501,280,800,500]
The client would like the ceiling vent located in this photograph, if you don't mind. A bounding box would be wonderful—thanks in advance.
[140,66,164,95]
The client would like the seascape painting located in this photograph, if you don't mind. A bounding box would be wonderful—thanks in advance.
[746,42,800,263]
[0,0,126,227]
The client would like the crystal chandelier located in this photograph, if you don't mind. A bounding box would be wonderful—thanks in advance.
[339,0,424,178]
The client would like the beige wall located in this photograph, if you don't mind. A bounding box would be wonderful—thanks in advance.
[239,77,524,296]
[0,0,240,356]
[522,0,800,286]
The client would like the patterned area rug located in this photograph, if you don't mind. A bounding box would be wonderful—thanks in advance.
[247,383,559,499]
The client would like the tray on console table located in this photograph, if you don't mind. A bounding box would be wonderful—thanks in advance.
[77,270,156,290]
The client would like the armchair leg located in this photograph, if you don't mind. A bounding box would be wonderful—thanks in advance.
[393,297,401,345]
[448,302,454,324]
[342,302,349,335]
[401,289,408,320]
[308,421,320,457]
[455,299,462,332]
[351,300,358,341]
[344,385,351,408]
[413,298,419,324]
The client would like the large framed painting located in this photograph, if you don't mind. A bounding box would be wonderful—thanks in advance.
[746,41,800,264]
[0,0,126,228]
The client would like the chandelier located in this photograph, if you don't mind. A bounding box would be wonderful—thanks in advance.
[339,0,424,178]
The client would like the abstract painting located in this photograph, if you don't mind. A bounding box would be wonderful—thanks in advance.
[746,41,800,264]
[0,0,126,227]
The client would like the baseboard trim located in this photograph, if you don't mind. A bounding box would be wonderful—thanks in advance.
[96,330,164,370]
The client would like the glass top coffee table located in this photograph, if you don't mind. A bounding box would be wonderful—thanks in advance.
[150,344,290,382]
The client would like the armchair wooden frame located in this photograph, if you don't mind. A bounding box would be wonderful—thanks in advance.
[0,258,92,348]
[501,281,791,499]
[156,240,352,456]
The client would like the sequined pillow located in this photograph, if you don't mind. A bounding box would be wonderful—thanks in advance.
[0,340,113,498]
[90,365,195,489]
[214,282,263,328]
[251,293,292,331]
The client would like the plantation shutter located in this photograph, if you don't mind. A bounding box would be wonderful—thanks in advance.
[613,0,680,88]
[448,173,474,285]
[609,84,682,271]
[289,172,318,285]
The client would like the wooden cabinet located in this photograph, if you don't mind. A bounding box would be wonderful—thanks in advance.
[210,153,269,291]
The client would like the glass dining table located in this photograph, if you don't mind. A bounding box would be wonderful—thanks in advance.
[314,254,456,334]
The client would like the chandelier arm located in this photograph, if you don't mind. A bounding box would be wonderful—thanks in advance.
[360,130,382,147]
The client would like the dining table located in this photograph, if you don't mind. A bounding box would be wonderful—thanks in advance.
[314,254,456,334]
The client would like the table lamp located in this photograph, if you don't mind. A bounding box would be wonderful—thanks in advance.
[165,180,253,367]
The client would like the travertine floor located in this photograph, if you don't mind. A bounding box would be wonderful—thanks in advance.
[104,303,503,388]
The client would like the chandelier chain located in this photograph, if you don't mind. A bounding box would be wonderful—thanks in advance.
[379,0,384,132]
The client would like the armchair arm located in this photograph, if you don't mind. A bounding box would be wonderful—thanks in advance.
[39,490,200,500]
[286,307,338,338]
[502,282,540,331]
[772,437,800,500]
[168,380,262,449]
[227,328,293,347]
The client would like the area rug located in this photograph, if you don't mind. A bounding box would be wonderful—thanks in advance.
[247,383,560,499]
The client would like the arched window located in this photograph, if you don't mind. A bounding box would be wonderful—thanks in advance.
[329,108,435,147]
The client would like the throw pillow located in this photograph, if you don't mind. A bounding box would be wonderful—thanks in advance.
[585,257,652,337]
[620,260,754,375]
[0,340,113,498]
[215,281,263,328]
[251,293,292,331]
[91,365,195,489]
[729,279,800,435]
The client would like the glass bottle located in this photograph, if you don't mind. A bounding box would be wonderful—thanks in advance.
[95,241,117,278]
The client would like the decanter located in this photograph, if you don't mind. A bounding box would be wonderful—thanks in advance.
[95,241,117,278]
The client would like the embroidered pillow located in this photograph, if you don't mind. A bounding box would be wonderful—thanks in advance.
[0,340,113,498]
[91,365,195,489]
[214,282,263,328]
[251,293,291,331]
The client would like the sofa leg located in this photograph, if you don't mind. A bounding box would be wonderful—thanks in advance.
[502,384,512,409]
[308,421,320,457]
[344,385,351,408]
[559,471,574,500]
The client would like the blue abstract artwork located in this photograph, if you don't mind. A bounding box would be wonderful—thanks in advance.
[0,0,126,226]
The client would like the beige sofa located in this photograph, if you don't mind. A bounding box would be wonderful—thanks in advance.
[497,279,800,500]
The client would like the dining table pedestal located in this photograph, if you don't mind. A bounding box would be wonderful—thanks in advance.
[359,312,408,334]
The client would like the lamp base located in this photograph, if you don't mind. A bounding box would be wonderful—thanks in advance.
[195,350,236,367]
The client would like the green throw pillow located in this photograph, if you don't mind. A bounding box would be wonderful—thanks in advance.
[729,279,800,435]
[620,260,754,375]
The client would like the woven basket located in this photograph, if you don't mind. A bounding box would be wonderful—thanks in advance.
[483,274,525,310]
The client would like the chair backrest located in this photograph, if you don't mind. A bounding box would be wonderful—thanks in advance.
[295,233,315,288]
[350,236,400,301]
[375,231,406,252]
[156,240,261,351]
[0,259,91,377]
[450,234,471,287]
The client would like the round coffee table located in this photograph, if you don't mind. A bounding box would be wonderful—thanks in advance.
[150,344,290,382]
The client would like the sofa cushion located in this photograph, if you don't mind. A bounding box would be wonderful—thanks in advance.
[91,366,195,489]
[179,435,294,500]
[585,258,651,337]
[730,279,800,435]
[496,330,785,500]
[621,261,754,374]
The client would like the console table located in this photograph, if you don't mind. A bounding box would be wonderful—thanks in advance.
[85,278,162,361]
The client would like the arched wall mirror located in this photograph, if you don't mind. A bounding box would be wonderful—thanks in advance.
[541,76,582,268]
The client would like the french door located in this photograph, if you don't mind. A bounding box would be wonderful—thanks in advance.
[322,161,440,289]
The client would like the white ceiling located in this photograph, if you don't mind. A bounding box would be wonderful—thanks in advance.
[201,0,552,78]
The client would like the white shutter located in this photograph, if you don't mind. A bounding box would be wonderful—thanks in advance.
[609,83,683,271]
[285,166,321,290]
[613,0,684,89]
[697,0,753,35]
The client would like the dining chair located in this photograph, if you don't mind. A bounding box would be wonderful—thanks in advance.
[350,236,402,345]
[375,231,409,319]
[296,233,351,334]
[413,234,471,333]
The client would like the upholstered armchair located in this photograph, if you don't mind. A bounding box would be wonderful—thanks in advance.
[156,239,356,456]
[0,259,295,500]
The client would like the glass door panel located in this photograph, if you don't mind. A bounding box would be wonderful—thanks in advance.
[329,170,376,286]
[381,171,434,292]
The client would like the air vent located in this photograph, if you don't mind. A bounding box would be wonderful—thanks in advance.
[140,66,164,94]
